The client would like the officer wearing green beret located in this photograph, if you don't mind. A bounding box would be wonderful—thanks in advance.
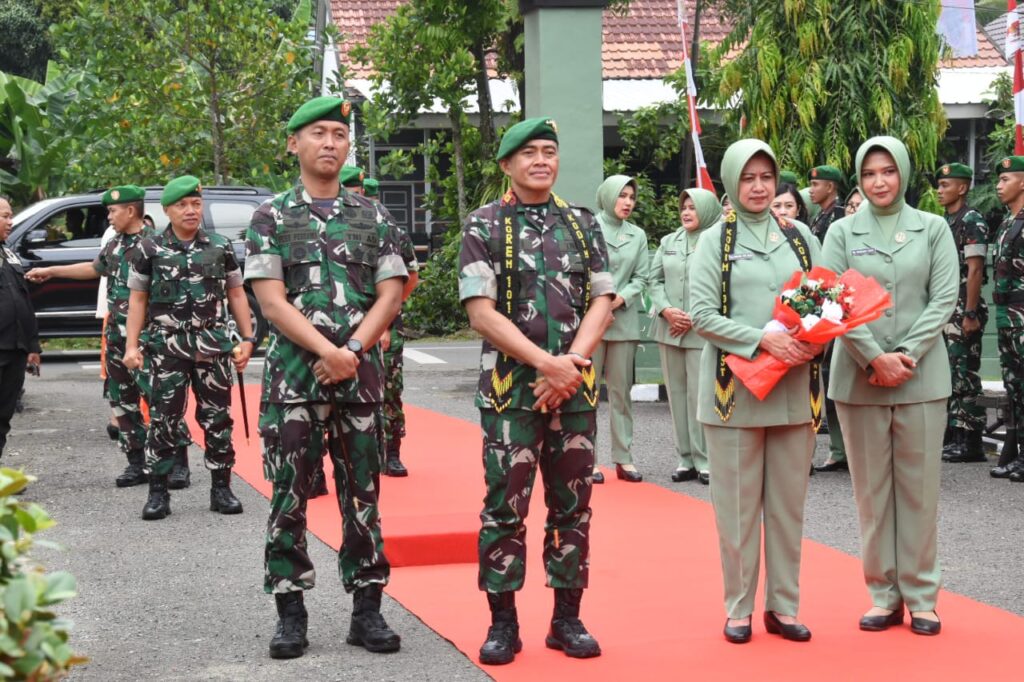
[27,185,155,487]
[459,116,613,664]
[934,162,989,463]
[124,176,255,520]
[779,170,800,186]
[806,164,849,472]
[821,136,958,636]
[246,95,408,659]
[341,165,365,193]
[990,156,1024,480]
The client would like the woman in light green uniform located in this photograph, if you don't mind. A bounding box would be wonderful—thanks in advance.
[592,175,650,483]
[690,139,823,644]
[649,188,719,484]
[820,136,958,636]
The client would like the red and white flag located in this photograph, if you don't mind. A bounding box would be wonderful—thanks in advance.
[1009,1,1024,153]
[677,1,716,193]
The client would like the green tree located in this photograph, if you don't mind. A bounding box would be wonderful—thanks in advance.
[707,0,947,194]
[0,1,51,82]
[53,0,316,189]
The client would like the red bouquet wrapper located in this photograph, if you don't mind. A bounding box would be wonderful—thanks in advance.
[724,267,892,400]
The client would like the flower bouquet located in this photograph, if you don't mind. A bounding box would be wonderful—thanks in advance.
[724,266,892,400]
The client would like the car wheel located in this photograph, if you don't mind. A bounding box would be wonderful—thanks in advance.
[247,291,269,349]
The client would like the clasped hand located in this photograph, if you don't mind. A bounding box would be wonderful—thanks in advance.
[661,307,692,337]
[314,346,359,385]
[868,352,916,387]
[760,331,822,367]
[531,353,590,412]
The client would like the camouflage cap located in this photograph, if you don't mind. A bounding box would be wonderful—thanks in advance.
[340,165,365,187]
[809,165,844,184]
[286,96,352,134]
[778,170,799,186]
[161,175,202,206]
[935,162,973,181]
[497,117,559,161]
[363,177,380,197]
[997,156,1024,174]
[101,184,145,206]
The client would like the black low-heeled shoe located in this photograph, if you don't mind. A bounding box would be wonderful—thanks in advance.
[615,464,642,482]
[859,606,904,631]
[723,618,752,644]
[671,468,697,482]
[910,613,941,636]
[592,470,605,484]
[698,471,710,485]
[763,611,811,642]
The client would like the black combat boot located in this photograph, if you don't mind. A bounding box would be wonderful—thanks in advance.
[115,450,148,488]
[310,465,329,498]
[347,585,401,653]
[545,588,601,658]
[168,447,191,489]
[479,592,521,666]
[384,437,408,477]
[141,475,171,520]
[269,592,308,659]
[210,468,243,514]
[106,422,120,441]
[992,431,1023,478]
[941,427,965,461]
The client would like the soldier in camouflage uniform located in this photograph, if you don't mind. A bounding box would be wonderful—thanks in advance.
[245,97,408,660]
[806,165,850,473]
[459,118,614,665]
[124,175,255,520]
[27,185,154,487]
[935,163,989,463]
[991,156,1024,480]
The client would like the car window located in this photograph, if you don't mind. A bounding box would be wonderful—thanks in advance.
[33,205,109,248]
[143,202,170,231]
[208,201,260,242]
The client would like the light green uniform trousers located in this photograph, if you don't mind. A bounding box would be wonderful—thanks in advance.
[592,339,637,465]
[705,423,815,619]
[835,399,944,612]
[658,343,707,472]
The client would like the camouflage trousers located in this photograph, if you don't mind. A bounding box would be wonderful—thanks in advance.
[104,338,147,459]
[998,327,1024,440]
[144,352,235,476]
[478,408,595,594]
[945,303,988,431]
[382,332,406,454]
[260,400,389,594]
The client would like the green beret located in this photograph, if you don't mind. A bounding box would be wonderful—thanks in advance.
[161,175,202,206]
[935,162,973,181]
[997,156,1024,174]
[778,170,799,186]
[363,178,379,197]
[808,165,844,184]
[287,96,352,134]
[340,165,365,188]
[497,117,559,161]
[102,184,145,206]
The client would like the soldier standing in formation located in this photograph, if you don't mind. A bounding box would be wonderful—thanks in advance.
[935,163,989,464]
[27,186,153,486]
[806,165,849,473]
[245,96,407,659]
[0,195,41,460]
[124,176,254,520]
[459,118,613,665]
[365,177,421,477]
[990,156,1024,481]
[341,165,365,195]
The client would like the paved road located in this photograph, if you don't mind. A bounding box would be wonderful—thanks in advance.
[5,341,1024,680]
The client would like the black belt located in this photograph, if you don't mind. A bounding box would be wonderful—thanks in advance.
[993,291,1024,304]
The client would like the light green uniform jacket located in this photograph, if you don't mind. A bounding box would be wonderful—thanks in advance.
[595,176,649,342]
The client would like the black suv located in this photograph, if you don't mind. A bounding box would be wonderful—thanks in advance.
[9,186,273,344]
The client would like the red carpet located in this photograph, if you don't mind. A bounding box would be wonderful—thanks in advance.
[191,384,1024,681]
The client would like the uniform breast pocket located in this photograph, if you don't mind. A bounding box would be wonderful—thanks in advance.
[200,258,225,280]
[151,255,187,303]
[563,252,587,309]
[345,237,378,293]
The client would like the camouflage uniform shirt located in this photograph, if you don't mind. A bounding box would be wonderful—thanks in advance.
[947,206,989,292]
[128,226,242,357]
[93,227,150,345]
[458,193,614,412]
[808,202,845,243]
[993,209,1024,329]
[244,182,408,404]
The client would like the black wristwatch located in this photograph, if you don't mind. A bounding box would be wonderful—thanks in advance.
[241,336,257,344]
[964,310,978,320]
[345,338,364,358]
